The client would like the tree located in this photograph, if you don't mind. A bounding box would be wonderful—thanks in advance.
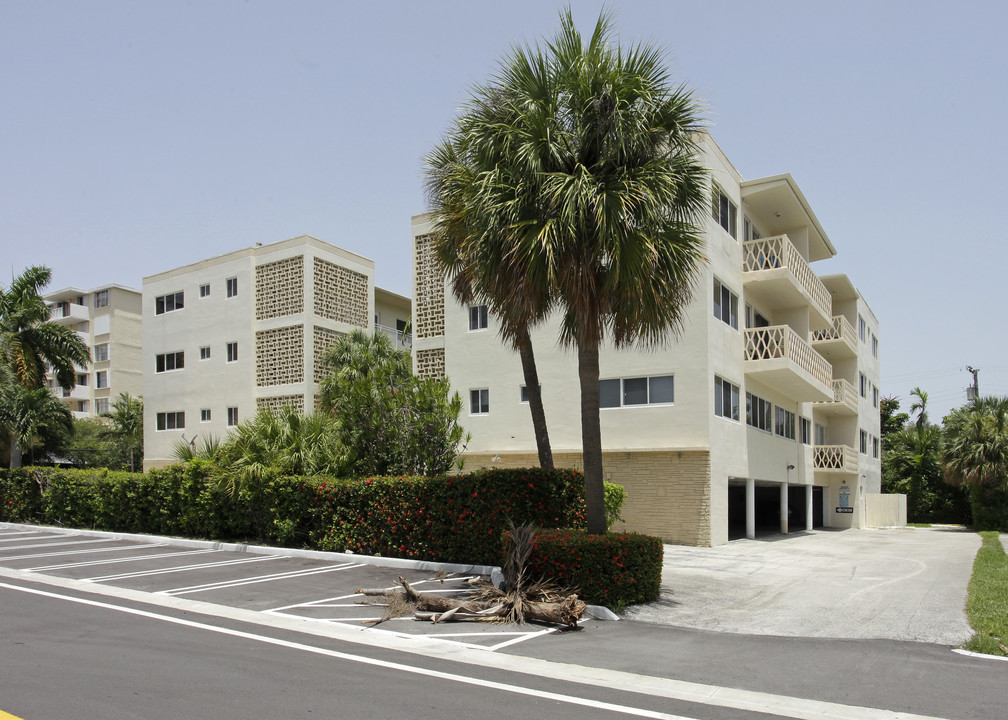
[879,395,909,446]
[942,396,1008,530]
[427,10,708,533]
[99,392,144,472]
[0,376,73,468]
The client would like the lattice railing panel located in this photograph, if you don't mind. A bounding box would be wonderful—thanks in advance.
[743,234,831,317]
[745,325,832,388]
[814,444,858,473]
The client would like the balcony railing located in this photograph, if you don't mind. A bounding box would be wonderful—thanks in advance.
[743,234,831,319]
[811,315,857,356]
[49,302,89,323]
[816,378,858,414]
[813,444,859,474]
[745,325,833,390]
[375,323,412,349]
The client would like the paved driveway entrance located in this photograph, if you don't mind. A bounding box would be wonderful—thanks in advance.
[624,526,980,645]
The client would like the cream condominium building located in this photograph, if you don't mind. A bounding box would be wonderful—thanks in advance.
[44,285,143,419]
[142,235,411,469]
[411,133,882,546]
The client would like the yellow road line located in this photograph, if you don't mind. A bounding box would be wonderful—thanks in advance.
[0,710,25,720]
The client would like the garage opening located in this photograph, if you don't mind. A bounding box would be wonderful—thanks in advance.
[812,486,824,528]
[787,486,807,530]
[728,483,746,539]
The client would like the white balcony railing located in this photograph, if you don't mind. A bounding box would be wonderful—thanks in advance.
[50,302,89,323]
[817,378,858,413]
[375,323,412,349]
[743,234,831,319]
[745,325,833,389]
[811,315,857,355]
[814,444,859,474]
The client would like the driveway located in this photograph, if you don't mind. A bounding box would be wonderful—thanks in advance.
[624,526,980,645]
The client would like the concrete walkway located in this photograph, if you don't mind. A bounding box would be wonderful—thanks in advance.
[624,526,980,645]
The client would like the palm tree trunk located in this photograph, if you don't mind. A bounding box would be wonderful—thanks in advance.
[9,435,22,469]
[577,339,606,534]
[515,326,553,469]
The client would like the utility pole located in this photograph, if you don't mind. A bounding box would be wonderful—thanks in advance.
[966,366,980,401]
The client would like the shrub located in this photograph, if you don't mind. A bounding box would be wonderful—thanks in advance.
[513,528,663,611]
[603,481,625,530]
[969,484,1008,532]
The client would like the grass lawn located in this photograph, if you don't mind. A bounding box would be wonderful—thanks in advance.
[964,531,1008,656]
[908,523,932,528]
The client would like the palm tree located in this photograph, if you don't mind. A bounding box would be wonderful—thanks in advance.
[99,392,144,471]
[428,10,708,533]
[319,328,411,410]
[0,375,73,467]
[909,387,928,430]
[943,396,1008,490]
[0,266,90,390]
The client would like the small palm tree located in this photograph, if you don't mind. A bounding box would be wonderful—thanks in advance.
[0,376,73,467]
[943,396,1008,490]
[99,392,143,471]
[319,329,411,411]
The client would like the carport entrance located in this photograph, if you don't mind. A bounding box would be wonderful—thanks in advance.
[728,481,825,539]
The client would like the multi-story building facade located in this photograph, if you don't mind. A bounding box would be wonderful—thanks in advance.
[411,133,881,547]
[142,234,407,469]
[44,285,143,419]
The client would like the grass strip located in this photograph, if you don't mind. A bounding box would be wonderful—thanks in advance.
[963,531,1008,656]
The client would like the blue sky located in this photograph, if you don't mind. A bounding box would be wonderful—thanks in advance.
[2,0,1006,421]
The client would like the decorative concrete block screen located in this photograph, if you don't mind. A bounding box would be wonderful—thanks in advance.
[312,325,346,384]
[256,394,305,414]
[313,257,368,329]
[415,348,445,380]
[413,234,444,340]
[255,255,305,320]
[255,324,305,386]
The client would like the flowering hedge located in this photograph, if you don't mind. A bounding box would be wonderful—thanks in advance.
[511,528,664,611]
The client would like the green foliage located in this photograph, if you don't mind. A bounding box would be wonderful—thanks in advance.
[98,392,144,472]
[942,395,1008,527]
[967,484,1008,532]
[0,380,74,467]
[963,531,1008,656]
[603,481,626,531]
[512,529,664,611]
[64,417,126,469]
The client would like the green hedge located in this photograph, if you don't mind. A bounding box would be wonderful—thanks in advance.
[515,528,664,611]
[969,484,1008,532]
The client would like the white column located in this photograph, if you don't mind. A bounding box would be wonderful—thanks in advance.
[746,478,755,539]
[780,482,789,535]
[805,484,814,531]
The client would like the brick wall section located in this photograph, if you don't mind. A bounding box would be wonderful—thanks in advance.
[255,255,304,320]
[256,394,305,414]
[312,326,345,384]
[313,257,368,328]
[413,234,444,340]
[462,450,712,547]
[415,347,445,380]
[255,324,305,386]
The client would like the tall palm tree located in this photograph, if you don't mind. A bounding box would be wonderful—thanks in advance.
[943,396,1008,490]
[99,392,144,472]
[0,375,73,467]
[428,10,708,533]
[909,387,928,430]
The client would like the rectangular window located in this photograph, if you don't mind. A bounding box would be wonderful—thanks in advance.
[95,398,109,415]
[78,400,88,413]
[200,409,211,423]
[156,411,185,431]
[775,406,796,440]
[93,289,109,308]
[746,392,773,432]
[744,217,762,242]
[714,376,740,420]
[859,373,867,398]
[873,436,880,459]
[76,373,88,387]
[470,388,489,415]
[860,429,868,454]
[519,385,541,403]
[199,283,210,298]
[95,371,108,389]
[858,315,867,342]
[871,334,878,357]
[601,375,675,409]
[226,342,238,363]
[711,184,738,238]
[873,385,879,408]
[155,351,185,373]
[468,304,488,331]
[745,304,770,329]
[155,291,184,315]
[815,423,828,446]
[800,417,811,445]
[226,277,238,298]
[227,406,239,426]
[713,278,738,329]
[94,343,109,362]
[200,346,211,360]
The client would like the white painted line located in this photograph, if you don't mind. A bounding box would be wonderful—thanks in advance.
[28,548,216,572]
[86,555,279,582]
[0,543,164,562]
[0,532,47,540]
[0,538,116,552]
[487,626,560,651]
[159,562,367,596]
[951,648,1008,662]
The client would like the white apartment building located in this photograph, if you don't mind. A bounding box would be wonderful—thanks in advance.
[44,285,143,419]
[142,234,411,469]
[411,133,882,547]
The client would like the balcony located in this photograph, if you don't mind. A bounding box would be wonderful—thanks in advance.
[375,323,412,349]
[814,378,858,416]
[50,302,89,324]
[811,315,857,360]
[813,444,859,475]
[744,325,833,402]
[743,234,832,327]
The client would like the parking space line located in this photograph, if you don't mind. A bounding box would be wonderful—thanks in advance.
[158,562,367,596]
[0,532,47,541]
[0,538,116,552]
[0,543,165,563]
[85,555,280,582]
[487,626,563,650]
[28,548,217,572]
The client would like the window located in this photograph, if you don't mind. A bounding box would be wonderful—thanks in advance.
[226,277,238,298]
[600,375,675,409]
[859,372,867,398]
[468,304,488,331]
[95,371,108,389]
[200,346,211,360]
[470,388,489,415]
[156,411,185,431]
[227,407,239,426]
[714,376,740,420]
[746,392,773,432]
[200,409,211,423]
[871,334,878,357]
[711,184,737,238]
[800,417,811,445]
[815,423,828,446]
[713,278,738,329]
[745,304,770,329]
[872,385,879,408]
[199,283,210,298]
[775,406,796,440]
[860,429,868,454]
[94,343,109,362]
[858,315,867,342]
[78,400,88,413]
[743,217,762,242]
[76,373,88,387]
[95,398,109,415]
[155,291,184,315]
[93,289,109,308]
[872,436,880,459]
[519,385,541,403]
[226,342,238,363]
[156,351,184,373]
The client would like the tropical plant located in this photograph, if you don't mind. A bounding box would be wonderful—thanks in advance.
[172,434,224,464]
[64,417,124,469]
[99,392,144,471]
[0,378,73,467]
[942,397,1008,531]
[427,10,708,533]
